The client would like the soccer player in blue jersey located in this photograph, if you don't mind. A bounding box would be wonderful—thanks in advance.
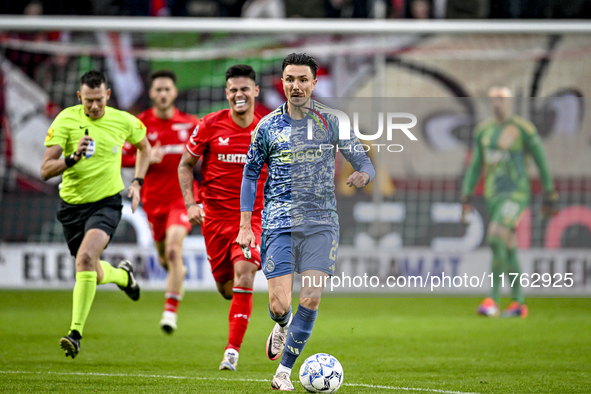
[236,53,375,391]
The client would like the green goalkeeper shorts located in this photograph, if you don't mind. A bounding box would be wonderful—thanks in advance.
[486,196,529,230]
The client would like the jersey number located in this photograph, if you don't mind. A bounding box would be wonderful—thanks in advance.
[329,240,338,261]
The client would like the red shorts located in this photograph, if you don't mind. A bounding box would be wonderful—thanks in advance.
[202,216,262,284]
[146,208,192,242]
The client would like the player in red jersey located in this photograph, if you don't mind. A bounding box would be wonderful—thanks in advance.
[122,70,199,334]
[178,64,266,371]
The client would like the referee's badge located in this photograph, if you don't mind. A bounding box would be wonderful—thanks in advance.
[45,128,54,142]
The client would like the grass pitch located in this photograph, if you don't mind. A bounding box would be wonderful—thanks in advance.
[0,290,590,393]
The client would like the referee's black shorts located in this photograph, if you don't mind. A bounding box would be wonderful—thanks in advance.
[57,194,123,257]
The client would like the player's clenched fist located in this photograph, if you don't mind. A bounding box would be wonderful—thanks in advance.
[346,171,370,188]
[187,204,205,225]
[236,226,256,249]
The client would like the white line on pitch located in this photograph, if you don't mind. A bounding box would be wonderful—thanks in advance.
[0,370,481,394]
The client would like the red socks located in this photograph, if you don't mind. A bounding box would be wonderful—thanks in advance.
[226,287,253,352]
[164,292,182,314]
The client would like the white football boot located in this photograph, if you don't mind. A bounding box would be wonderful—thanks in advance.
[219,348,239,371]
[160,311,177,334]
[271,372,294,391]
[266,315,293,360]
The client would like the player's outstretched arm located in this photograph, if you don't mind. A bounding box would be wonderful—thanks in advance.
[178,150,205,225]
[128,136,151,213]
[40,134,91,180]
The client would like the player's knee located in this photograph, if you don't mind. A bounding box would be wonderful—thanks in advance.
[164,244,181,264]
[269,300,289,317]
[234,267,256,288]
[75,250,95,271]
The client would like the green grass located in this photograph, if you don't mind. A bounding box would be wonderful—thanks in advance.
[1,290,590,393]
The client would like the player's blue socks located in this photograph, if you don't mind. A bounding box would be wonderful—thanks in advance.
[269,304,292,327]
[280,304,317,369]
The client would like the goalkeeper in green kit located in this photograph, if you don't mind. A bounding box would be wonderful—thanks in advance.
[461,86,558,318]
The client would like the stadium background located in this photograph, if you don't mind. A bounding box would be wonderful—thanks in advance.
[0,17,590,294]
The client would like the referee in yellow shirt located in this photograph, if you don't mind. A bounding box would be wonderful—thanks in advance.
[41,70,151,359]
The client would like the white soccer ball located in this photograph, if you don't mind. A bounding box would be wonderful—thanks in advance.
[299,353,344,393]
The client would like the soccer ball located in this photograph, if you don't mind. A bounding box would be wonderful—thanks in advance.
[299,353,344,393]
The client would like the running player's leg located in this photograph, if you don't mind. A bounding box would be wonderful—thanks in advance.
[273,228,336,388]
[267,272,294,388]
[160,224,189,333]
[60,229,109,358]
[60,196,133,358]
[150,209,190,333]
[72,229,109,334]
[277,269,327,380]
[84,197,131,293]
[266,257,295,390]
[219,258,258,371]
[264,230,294,366]
[222,217,263,362]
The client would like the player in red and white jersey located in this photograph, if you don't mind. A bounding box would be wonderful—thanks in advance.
[122,70,199,334]
[178,64,266,371]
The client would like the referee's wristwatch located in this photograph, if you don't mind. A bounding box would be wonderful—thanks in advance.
[132,177,144,187]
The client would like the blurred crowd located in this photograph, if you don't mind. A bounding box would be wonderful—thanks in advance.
[1,0,590,19]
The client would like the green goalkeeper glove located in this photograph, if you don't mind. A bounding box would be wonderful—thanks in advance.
[541,191,559,219]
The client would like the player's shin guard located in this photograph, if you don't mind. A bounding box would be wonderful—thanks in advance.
[488,235,508,303]
[98,260,128,287]
[70,271,97,336]
[227,287,253,351]
[280,304,317,369]
[507,247,525,304]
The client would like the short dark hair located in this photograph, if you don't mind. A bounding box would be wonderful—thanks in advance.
[80,70,107,89]
[282,53,319,79]
[225,64,256,82]
[150,69,177,86]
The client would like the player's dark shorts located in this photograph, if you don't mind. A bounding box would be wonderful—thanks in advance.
[261,224,339,279]
[56,194,123,256]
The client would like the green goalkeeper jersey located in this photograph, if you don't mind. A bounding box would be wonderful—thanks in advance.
[461,115,554,201]
[44,105,146,204]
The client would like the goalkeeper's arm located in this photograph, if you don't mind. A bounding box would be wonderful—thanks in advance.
[525,129,558,218]
[460,135,483,223]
